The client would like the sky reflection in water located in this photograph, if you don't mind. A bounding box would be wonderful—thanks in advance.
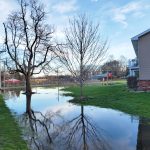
[3,87,149,150]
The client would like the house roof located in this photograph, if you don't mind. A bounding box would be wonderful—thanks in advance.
[131,29,150,41]
[131,29,150,57]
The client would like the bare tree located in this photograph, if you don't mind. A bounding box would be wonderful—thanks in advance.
[101,60,120,77]
[58,14,108,99]
[3,0,55,113]
[101,55,127,78]
[119,55,127,77]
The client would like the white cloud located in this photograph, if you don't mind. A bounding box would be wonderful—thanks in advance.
[52,0,78,14]
[0,0,18,44]
[133,11,145,18]
[0,0,18,22]
[121,1,141,13]
[112,11,128,27]
[54,29,65,41]
[112,1,150,27]
[43,103,76,115]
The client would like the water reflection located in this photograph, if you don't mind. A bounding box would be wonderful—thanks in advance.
[137,118,150,150]
[18,110,62,150]
[4,87,145,150]
[3,89,21,100]
[63,105,111,150]
[17,106,111,150]
[26,93,32,117]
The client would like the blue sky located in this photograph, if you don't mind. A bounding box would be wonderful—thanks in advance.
[1,0,150,60]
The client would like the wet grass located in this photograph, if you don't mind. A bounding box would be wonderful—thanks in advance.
[64,81,150,118]
[0,95,28,150]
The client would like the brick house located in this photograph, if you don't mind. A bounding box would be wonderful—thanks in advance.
[131,29,150,90]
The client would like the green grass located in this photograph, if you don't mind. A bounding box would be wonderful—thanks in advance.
[0,95,28,150]
[63,82,150,118]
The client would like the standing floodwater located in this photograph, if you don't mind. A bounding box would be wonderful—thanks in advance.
[3,87,150,150]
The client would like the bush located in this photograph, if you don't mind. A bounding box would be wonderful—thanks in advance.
[127,76,137,89]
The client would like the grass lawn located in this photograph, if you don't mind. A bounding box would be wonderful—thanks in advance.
[0,95,28,150]
[63,81,150,118]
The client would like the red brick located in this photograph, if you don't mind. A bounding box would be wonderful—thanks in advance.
[138,80,150,91]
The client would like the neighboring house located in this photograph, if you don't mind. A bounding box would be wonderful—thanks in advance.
[92,73,108,80]
[128,59,139,77]
[92,72,112,80]
[131,29,150,90]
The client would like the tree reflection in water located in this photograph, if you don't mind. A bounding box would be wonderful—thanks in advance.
[62,105,111,150]
[18,109,64,150]
[3,89,22,100]
[6,88,150,150]
[18,105,111,150]
[17,93,111,150]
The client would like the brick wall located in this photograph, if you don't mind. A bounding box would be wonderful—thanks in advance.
[138,80,150,91]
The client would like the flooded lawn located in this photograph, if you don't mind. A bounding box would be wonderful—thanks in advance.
[3,87,149,150]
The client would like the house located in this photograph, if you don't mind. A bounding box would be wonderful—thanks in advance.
[128,59,139,77]
[92,72,112,80]
[131,29,150,90]
[92,73,108,80]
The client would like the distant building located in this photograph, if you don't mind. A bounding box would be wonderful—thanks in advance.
[128,59,139,77]
[131,29,150,90]
[92,72,112,80]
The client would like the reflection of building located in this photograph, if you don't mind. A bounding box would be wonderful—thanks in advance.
[131,29,150,90]
[136,118,150,150]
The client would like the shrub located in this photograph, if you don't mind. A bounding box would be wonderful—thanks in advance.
[127,76,137,89]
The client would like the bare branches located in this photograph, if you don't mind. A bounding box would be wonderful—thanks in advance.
[3,0,54,76]
[59,14,108,97]
[3,0,55,94]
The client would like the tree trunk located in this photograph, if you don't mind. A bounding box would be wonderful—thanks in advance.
[25,75,32,94]
[26,94,32,117]
[25,75,32,116]
[80,80,83,98]
[80,44,83,99]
